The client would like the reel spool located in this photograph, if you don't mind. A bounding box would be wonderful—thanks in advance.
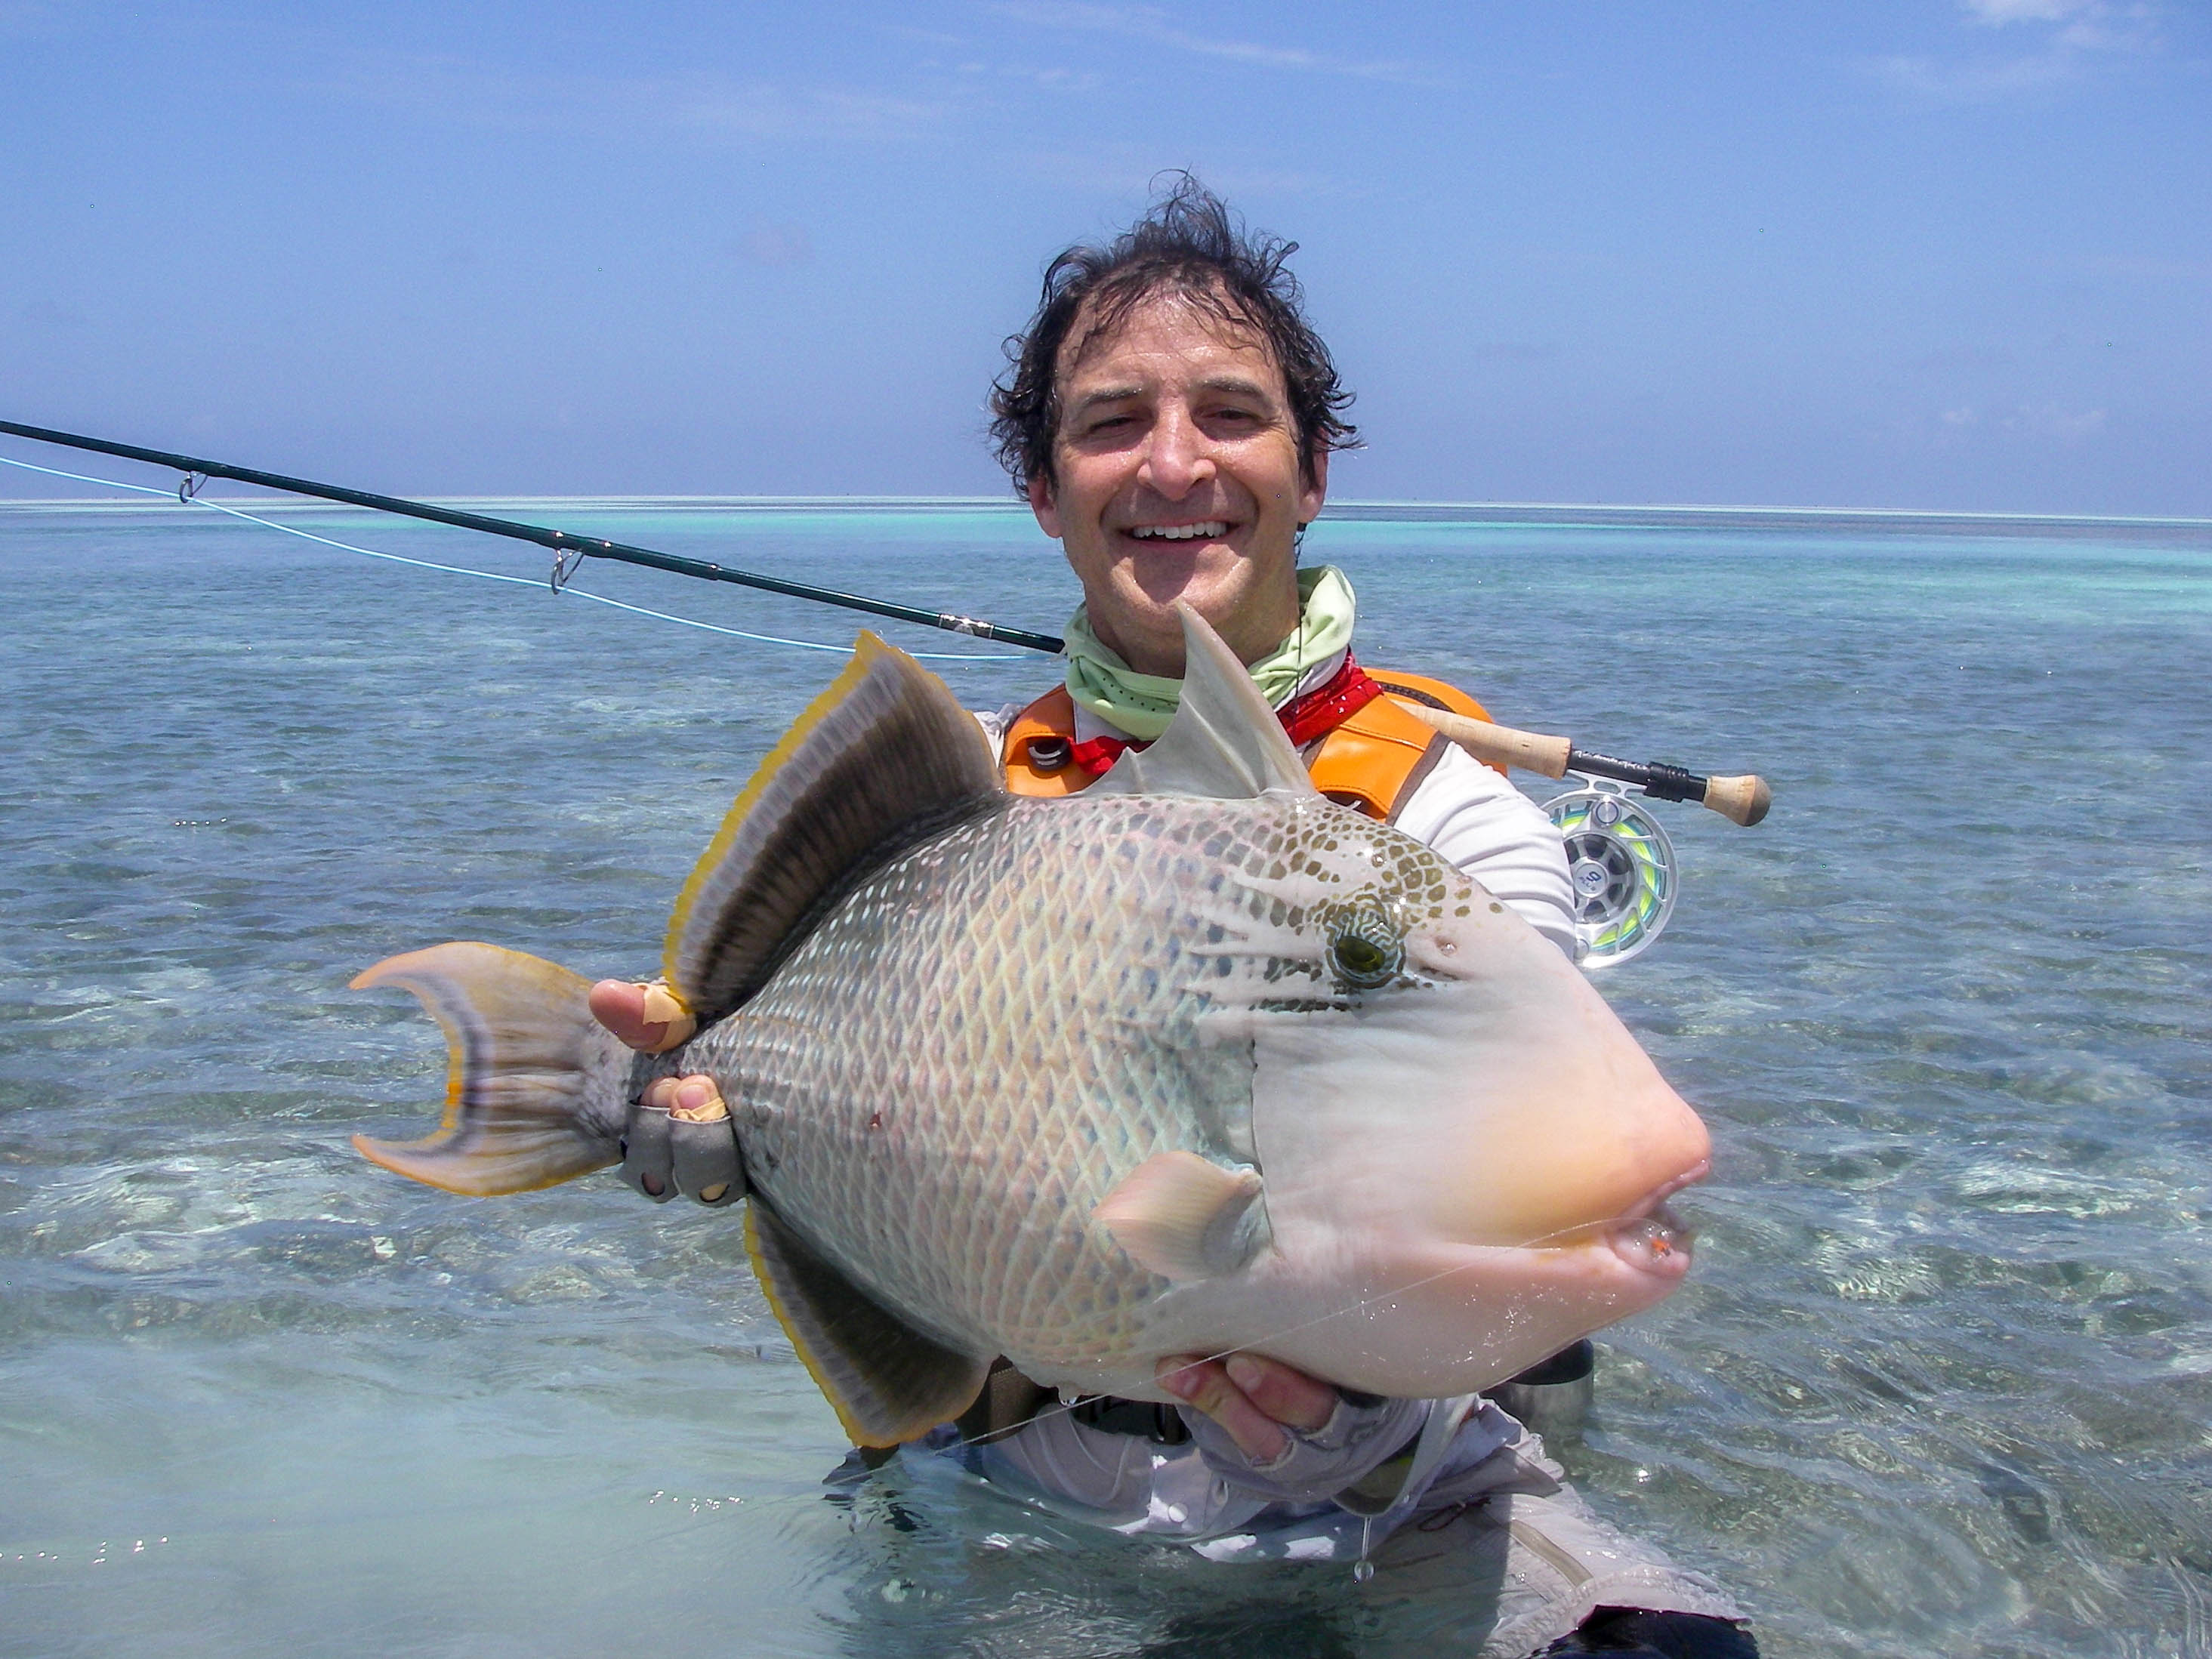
[1544,776,1678,968]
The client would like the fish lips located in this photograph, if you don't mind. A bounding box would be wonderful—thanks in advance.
[1571,1159,1709,1281]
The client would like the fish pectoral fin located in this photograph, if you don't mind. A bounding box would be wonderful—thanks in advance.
[1084,604,1316,802]
[350,942,622,1195]
[746,1202,990,1448]
[1094,1151,1273,1282]
[661,631,1004,1026]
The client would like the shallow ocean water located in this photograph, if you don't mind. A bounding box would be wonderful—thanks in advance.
[1,495,2207,1657]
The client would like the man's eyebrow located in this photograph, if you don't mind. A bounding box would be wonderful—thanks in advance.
[1065,384,1145,418]
[1192,372,1276,399]
[1064,374,1279,419]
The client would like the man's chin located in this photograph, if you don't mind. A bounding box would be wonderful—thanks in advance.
[1071,534,1299,671]
[1107,578,1263,671]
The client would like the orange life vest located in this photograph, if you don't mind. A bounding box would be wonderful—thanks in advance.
[1001,661,1499,822]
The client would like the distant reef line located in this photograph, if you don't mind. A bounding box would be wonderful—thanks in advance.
[3,492,2207,540]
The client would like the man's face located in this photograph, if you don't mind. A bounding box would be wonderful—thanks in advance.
[1027,291,1328,677]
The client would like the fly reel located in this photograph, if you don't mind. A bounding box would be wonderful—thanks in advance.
[1543,777,1678,967]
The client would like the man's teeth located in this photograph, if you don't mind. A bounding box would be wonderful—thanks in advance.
[1129,522,1229,541]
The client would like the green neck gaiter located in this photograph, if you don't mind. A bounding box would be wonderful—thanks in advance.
[1062,564,1357,741]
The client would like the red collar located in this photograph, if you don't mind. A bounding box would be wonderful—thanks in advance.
[1068,653,1385,778]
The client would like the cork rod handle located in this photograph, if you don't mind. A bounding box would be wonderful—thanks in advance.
[1699,773,1772,828]
[1396,703,1772,827]
[1396,705,1573,778]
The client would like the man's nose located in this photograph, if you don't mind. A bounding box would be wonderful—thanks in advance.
[1137,405,1214,499]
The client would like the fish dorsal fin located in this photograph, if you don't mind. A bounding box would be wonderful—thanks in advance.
[1087,603,1316,800]
[746,1202,991,1447]
[663,633,1003,1024]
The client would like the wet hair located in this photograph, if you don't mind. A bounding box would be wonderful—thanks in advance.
[989,174,1359,495]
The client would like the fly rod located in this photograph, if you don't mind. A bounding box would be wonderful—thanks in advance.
[0,419,1066,653]
[2,419,1769,819]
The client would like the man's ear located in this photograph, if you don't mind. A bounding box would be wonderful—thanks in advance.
[1299,447,1329,526]
[1026,474,1063,539]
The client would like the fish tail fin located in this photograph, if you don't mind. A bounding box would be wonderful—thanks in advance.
[351,942,627,1195]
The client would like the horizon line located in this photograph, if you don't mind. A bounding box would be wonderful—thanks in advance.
[1,491,2207,531]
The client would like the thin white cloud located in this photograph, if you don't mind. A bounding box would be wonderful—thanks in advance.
[1914,402,2109,444]
[667,78,960,143]
[924,54,1100,93]
[1875,0,2160,100]
[1874,51,2078,95]
[303,52,972,145]
[2009,402,2109,439]
[1962,0,2095,23]
[983,2,1445,87]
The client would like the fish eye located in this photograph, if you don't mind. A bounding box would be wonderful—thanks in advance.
[1326,905,1404,991]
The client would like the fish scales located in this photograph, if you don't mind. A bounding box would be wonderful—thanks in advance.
[680,789,1441,1374]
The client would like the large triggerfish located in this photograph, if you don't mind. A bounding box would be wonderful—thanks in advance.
[353,607,1711,1446]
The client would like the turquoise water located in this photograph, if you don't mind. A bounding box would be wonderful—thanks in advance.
[2,496,2208,1657]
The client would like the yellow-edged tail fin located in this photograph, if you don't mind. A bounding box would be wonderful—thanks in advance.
[351,942,624,1195]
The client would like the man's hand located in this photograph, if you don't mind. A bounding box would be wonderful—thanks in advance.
[1155,1352,1337,1463]
[619,1072,745,1206]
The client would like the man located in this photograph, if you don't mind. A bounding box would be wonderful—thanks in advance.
[598,180,1755,1657]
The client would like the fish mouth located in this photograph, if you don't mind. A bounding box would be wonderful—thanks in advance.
[1603,1158,1710,1278]
[1607,1201,1694,1278]
[1525,1160,1707,1273]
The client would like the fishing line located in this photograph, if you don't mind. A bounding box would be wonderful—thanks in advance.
[0,449,1024,662]
[0,420,1069,652]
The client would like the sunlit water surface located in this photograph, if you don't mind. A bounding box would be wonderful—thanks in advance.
[2,498,2207,1657]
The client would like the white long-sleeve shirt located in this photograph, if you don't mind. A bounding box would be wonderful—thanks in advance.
[1391,741,1578,957]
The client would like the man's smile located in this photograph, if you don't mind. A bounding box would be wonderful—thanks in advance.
[1128,520,1231,541]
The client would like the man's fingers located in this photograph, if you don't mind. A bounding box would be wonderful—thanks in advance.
[588,978,697,1054]
[623,1074,742,1205]
[619,1095,675,1202]
[1222,1352,1337,1433]
[1155,1355,1288,1464]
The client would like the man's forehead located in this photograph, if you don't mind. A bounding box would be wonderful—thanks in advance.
[1057,287,1279,385]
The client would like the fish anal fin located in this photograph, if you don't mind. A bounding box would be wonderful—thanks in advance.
[746,1203,990,1448]
[663,633,1004,1025]
[1094,1150,1272,1282]
[350,942,622,1195]
[1089,604,1316,801]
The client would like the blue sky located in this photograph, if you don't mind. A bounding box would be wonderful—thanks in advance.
[3,1,2206,513]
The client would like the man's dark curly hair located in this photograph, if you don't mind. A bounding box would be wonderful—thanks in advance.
[990,174,1359,496]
